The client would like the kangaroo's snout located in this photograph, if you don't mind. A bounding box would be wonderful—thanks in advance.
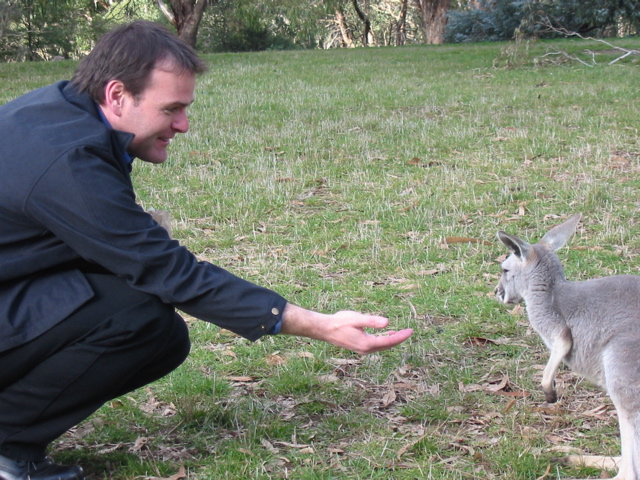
[494,281,520,305]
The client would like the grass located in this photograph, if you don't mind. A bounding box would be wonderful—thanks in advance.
[1,36,640,479]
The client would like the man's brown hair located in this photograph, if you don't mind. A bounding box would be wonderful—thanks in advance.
[71,20,207,103]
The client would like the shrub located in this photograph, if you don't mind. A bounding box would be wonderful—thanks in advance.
[445,0,527,43]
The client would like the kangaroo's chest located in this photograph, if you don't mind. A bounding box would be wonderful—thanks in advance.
[528,311,608,388]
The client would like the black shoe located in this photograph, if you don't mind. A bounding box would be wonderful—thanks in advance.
[0,454,84,480]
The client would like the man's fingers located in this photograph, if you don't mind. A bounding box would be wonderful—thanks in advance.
[335,311,389,329]
[360,328,413,354]
[380,328,413,345]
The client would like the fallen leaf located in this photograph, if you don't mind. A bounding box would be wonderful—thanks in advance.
[274,441,309,448]
[317,374,340,383]
[530,405,567,415]
[497,390,530,397]
[444,236,493,246]
[397,432,428,459]
[292,351,315,359]
[261,438,279,454]
[504,398,518,413]
[466,336,497,347]
[535,463,552,480]
[130,436,148,453]
[330,358,361,366]
[265,354,287,366]
[382,389,397,408]
[147,465,187,480]
[226,375,256,382]
[223,348,237,358]
[485,374,509,393]
[418,268,441,276]
[96,444,122,455]
[518,203,527,216]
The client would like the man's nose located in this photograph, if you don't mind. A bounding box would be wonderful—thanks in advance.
[173,111,189,133]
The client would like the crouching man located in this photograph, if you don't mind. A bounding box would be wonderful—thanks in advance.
[0,20,412,480]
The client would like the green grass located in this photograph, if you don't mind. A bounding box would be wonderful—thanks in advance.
[2,36,639,479]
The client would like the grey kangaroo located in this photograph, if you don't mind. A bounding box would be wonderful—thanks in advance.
[494,213,640,480]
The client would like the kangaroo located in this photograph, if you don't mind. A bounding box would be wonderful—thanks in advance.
[494,213,640,480]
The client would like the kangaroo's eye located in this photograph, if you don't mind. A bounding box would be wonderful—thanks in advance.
[502,269,509,274]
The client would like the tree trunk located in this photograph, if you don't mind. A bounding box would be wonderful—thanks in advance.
[351,0,376,46]
[413,0,449,45]
[396,0,408,45]
[335,8,355,48]
[156,0,208,48]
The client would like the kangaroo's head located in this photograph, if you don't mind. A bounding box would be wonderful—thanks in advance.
[494,214,581,305]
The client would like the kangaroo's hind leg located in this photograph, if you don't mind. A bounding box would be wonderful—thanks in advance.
[602,405,638,479]
[603,347,640,480]
[552,407,628,479]
[557,346,640,479]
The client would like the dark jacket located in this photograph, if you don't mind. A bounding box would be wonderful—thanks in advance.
[0,81,286,352]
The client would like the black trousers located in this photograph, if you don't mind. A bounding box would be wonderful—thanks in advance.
[0,274,191,461]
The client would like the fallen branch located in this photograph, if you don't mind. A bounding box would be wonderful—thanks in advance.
[534,15,639,66]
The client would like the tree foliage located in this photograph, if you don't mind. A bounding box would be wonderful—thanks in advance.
[0,0,637,61]
[445,0,639,43]
[0,0,161,61]
[196,0,323,51]
[445,0,526,43]
[524,0,640,36]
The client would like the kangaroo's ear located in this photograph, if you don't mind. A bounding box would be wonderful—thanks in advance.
[497,231,531,260]
[540,213,581,252]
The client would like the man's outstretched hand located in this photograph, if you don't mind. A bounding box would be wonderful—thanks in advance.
[280,304,413,355]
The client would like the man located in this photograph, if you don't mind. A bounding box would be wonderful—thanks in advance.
[0,20,413,480]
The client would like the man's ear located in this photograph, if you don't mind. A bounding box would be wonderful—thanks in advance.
[101,79,127,117]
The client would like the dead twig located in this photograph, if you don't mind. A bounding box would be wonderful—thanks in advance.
[535,15,639,66]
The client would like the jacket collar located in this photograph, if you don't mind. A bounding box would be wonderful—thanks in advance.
[60,81,135,169]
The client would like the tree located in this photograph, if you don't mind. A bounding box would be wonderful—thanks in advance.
[0,0,22,58]
[412,0,450,44]
[0,0,112,61]
[0,0,162,61]
[396,0,409,45]
[351,0,376,45]
[334,7,355,47]
[156,0,209,47]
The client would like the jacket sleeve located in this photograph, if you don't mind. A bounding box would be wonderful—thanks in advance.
[25,145,287,341]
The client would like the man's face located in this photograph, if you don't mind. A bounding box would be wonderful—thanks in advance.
[108,66,196,164]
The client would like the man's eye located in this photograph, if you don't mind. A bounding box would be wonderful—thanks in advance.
[165,105,185,114]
